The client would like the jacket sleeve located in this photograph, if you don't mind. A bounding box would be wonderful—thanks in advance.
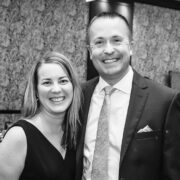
[163,92,180,179]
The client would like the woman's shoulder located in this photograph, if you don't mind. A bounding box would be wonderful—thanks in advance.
[0,125,27,163]
[2,125,26,147]
[0,124,27,179]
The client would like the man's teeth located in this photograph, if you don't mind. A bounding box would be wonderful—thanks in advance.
[103,59,117,63]
[50,97,64,102]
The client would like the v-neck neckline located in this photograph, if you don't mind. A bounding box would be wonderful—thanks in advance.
[21,120,67,160]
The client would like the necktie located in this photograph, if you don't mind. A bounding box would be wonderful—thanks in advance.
[91,86,114,180]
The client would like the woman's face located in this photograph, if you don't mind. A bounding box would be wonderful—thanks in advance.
[37,63,73,117]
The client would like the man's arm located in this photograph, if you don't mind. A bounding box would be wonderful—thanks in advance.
[163,92,180,179]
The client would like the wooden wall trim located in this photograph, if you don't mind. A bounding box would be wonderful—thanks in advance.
[135,0,180,10]
[0,110,21,114]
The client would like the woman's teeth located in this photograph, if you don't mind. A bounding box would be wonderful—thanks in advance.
[50,97,64,102]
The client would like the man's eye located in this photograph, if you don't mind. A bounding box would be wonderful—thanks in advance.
[113,39,121,43]
[95,41,104,45]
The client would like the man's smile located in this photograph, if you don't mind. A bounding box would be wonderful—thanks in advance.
[102,58,118,64]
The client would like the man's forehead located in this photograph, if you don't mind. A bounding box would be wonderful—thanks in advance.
[91,16,128,27]
[89,17,130,38]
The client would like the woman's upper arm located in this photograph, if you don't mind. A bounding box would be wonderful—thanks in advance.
[0,126,27,180]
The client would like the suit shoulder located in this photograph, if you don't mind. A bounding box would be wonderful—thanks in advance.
[133,70,178,100]
[81,77,99,89]
[144,77,178,98]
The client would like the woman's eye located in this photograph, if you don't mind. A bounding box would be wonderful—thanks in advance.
[59,79,69,84]
[95,41,103,44]
[42,81,51,85]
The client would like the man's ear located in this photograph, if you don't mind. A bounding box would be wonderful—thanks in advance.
[130,49,133,56]
[129,41,133,56]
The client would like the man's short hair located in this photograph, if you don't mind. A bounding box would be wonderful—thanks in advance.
[87,11,132,44]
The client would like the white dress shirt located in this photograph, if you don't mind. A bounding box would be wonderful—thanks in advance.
[82,66,134,180]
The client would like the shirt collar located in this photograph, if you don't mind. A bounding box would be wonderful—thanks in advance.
[95,66,134,95]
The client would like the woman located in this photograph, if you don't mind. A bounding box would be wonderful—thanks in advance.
[0,51,82,180]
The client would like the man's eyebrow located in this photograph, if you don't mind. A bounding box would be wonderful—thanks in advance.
[93,37,104,40]
[112,35,123,38]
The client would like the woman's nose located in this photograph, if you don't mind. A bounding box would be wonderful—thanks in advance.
[51,83,61,93]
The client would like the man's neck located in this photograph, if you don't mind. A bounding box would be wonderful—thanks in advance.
[101,66,131,86]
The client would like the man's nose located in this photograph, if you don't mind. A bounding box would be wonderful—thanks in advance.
[103,41,114,54]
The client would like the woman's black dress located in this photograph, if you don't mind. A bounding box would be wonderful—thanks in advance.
[8,120,75,180]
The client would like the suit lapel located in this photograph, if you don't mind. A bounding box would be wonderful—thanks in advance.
[76,77,99,172]
[120,72,149,167]
[81,80,98,127]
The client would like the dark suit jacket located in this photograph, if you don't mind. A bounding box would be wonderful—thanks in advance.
[76,70,180,180]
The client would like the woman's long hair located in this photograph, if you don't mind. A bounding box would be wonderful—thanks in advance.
[21,51,82,149]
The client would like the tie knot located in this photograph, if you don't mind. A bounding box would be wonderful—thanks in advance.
[104,86,114,96]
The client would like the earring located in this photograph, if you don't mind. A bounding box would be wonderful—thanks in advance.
[36,95,39,102]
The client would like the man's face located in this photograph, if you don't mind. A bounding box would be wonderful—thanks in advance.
[89,17,132,84]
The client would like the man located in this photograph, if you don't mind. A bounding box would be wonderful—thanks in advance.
[76,12,180,180]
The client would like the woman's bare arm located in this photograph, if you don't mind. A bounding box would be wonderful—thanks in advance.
[0,126,27,180]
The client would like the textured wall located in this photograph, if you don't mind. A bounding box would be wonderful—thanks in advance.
[0,0,88,129]
[1,1,180,130]
[133,3,180,85]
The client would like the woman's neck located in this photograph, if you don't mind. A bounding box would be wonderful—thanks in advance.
[33,110,65,135]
